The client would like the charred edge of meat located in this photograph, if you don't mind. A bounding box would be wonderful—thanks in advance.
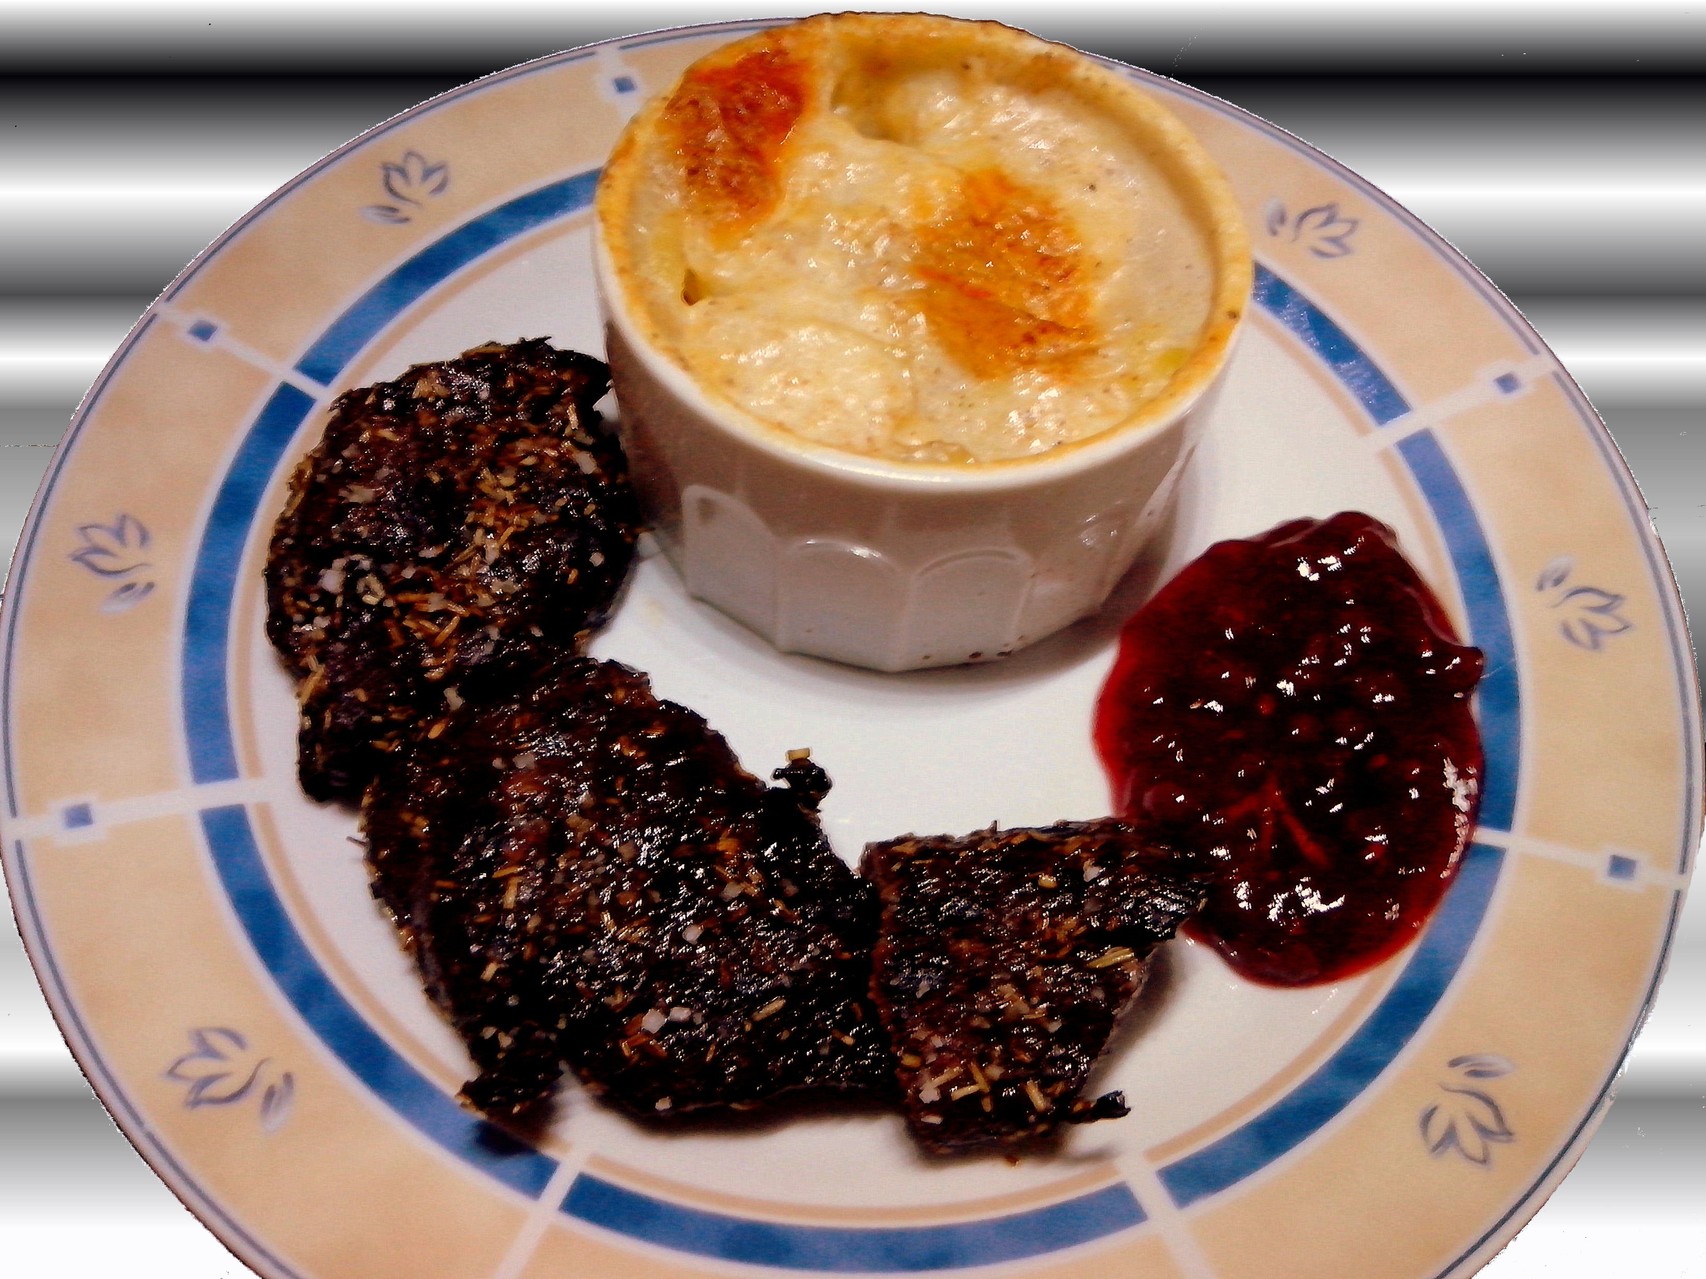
[862,818,1203,1155]
[361,656,890,1124]
[264,339,640,801]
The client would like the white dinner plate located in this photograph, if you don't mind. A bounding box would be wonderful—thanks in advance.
[1,20,1698,1279]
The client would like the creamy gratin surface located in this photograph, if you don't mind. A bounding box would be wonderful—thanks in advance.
[610,19,1219,464]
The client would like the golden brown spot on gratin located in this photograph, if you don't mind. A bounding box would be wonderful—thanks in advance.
[664,45,810,239]
[911,168,1094,380]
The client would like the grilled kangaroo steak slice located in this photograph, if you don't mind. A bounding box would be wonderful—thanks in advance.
[265,339,639,801]
[362,656,889,1119]
[862,820,1202,1154]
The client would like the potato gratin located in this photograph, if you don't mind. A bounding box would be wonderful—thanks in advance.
[598,14,1245,464]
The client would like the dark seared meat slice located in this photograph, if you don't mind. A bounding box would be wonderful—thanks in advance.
[361,656,889,1120]
[862,820,1202,1155]
[265,340,640,801]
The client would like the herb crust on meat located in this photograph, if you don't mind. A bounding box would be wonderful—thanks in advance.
[265,339,639,801]
[863,819,1202,1153]
[362,656,890,1120]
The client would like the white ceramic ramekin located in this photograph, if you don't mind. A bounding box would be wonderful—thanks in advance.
[595,16,1251,672]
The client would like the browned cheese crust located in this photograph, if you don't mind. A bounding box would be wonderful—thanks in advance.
[862,820,1202,1154]
[265,340,639,800]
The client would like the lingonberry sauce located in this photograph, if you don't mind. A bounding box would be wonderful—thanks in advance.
[1095,513,1485,986]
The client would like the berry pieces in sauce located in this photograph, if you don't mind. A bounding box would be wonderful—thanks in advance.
[1095,512,1485,986]
[862,820,1202,1154]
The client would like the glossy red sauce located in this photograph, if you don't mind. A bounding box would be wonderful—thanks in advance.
[1094,513,1485,986]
